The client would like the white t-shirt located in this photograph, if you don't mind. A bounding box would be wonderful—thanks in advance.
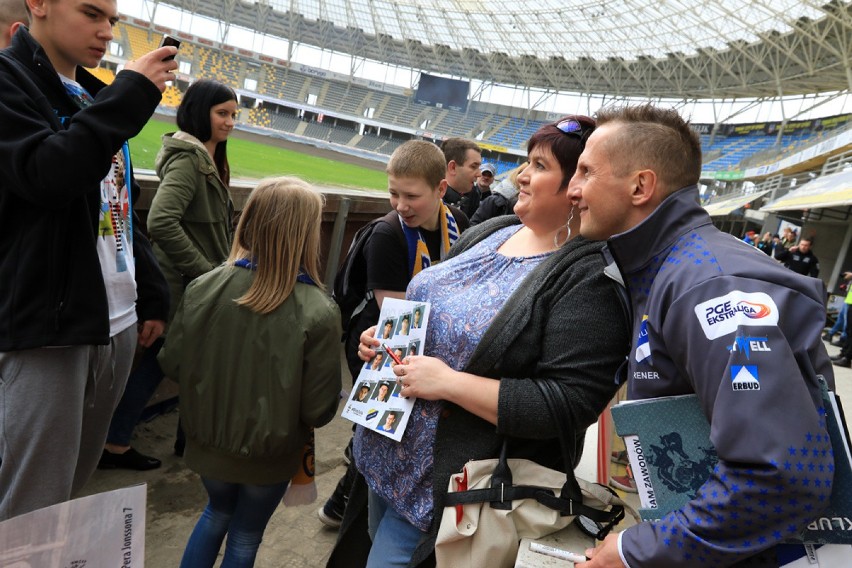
[61,75,137,337]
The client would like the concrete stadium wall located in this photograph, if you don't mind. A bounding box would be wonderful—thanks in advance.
[136,174,392,290]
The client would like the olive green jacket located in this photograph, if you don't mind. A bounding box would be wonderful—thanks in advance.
[158,266,342,485]
[149,131,234,321]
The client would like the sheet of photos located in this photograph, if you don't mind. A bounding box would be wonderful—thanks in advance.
[341,298,429,441]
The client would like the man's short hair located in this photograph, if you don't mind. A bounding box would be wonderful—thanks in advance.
[440,137,481,167]
[386,140,446,189]
[595,104,702,195]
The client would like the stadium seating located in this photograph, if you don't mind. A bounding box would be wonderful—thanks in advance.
[161,85,182,108]
[266,114,298,133]
[86,66,116,85]
[247,107,273,129]
[192,45,241,89]
[116,21,845,174]
[123,25,161,60]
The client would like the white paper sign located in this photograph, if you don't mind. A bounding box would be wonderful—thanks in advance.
[0,484,146,567]
[341,298,429,441]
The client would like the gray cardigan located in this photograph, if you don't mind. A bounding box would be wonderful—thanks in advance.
[411,215,631,565]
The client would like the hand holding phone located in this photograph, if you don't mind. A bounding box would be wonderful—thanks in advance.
[159,35,181,61]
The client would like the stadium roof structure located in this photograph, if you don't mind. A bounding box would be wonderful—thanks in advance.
[156,0,851,99]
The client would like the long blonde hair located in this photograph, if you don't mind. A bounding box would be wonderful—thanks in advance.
[228,176,325,314]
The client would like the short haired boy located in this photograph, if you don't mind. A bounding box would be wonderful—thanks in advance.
[0,0,175,519]
[347,140,468,379]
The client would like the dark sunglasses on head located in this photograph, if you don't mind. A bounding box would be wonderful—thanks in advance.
[555,118,594,145]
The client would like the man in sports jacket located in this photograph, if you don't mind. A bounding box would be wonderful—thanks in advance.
[570,104,836,567]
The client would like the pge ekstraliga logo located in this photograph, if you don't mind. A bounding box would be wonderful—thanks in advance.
[694,291,778,340]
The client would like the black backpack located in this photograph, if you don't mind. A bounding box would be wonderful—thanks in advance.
[332,210,405,340]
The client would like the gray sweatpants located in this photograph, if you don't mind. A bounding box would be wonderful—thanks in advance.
[0,325,136,520]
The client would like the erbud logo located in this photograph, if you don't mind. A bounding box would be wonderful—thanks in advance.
[694,291,778,340]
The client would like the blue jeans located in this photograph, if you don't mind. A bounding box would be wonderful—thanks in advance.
[829,303,849,339]
[366,489,426,568]
[180,477,289,568]
[106,338,165,446]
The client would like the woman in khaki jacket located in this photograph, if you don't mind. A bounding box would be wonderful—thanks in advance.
[99,79,237,470]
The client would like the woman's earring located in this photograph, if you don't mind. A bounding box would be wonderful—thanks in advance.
[554,207,576,248]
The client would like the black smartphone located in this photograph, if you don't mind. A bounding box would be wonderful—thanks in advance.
[159,35,181,61]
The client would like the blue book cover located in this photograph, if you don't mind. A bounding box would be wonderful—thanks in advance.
[611,379,852,544]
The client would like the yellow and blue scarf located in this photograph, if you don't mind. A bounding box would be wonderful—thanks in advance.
[400,203,461,277]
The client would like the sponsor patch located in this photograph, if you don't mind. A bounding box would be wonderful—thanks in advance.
[731,365,761,391]
[727,336,771,359]
[635,315,651,363]
[694,291,778,340]
[632,370,660,380]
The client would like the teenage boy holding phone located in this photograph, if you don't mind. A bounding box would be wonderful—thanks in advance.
[0,0,176,519]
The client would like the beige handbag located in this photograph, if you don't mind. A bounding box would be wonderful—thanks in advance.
[435,381,638,567]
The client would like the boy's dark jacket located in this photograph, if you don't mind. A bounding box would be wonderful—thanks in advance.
[0,28,168,350]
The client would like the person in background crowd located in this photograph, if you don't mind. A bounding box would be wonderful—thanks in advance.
[440,137,482,219]
[476,163,495,199]
[824,270,851,345]
[470,161,527,226]
[567,103,835,568]
[780,226,797,249]
[775,236,820,277]
[756,231,774,255]
[770,233,783,259]
[159,177,341,568]
[99,79,238,469]
[827,271,852,367]
[831,328,852,368]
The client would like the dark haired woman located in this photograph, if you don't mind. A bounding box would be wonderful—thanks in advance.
[148,78,238,312]
[98,80,238,469]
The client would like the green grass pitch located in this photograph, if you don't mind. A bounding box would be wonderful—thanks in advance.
[130,118,389,191]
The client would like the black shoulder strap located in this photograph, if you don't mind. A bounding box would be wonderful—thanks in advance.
[378,209,405,249]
